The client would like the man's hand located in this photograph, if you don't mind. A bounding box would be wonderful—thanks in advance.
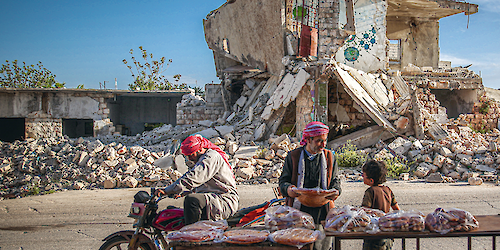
[326,193,339,201]
[154,189,166,197]
[287,185,299,198]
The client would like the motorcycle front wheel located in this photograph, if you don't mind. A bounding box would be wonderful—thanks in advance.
[99,235,153,250]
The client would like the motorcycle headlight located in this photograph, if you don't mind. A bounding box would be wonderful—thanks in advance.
[132,206,141,214]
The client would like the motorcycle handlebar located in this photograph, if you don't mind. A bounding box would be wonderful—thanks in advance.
[149,187,174,203]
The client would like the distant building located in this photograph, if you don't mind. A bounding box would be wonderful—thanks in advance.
[0,88,188,142]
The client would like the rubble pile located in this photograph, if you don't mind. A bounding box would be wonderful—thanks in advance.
[0,136,179,198]
[177,93,206,107]
[0,111,302,198]
[1,59,500,199]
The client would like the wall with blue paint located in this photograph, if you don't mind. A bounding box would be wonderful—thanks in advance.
[335,0,388,72]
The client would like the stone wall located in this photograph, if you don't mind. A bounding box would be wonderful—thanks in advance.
[25,111,63,139]
[205,84,225,108]
[328,77,372,128]
[176,106,225,125]
[457,97,500,132]
[317,0,346,59]
[176,84,226,125]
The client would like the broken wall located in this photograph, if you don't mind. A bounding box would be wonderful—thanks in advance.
[176,85,225,126]
[328,76,372,129]
[0,91,114,139]
[387,19,439,70]
[25,111,62,139]
[204,0,285,76]
[176,107,225,126]
[335,0,387,72]
[456,96,500,132]
[430,89,476,118]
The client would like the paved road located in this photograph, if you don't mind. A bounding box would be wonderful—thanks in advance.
[0,180,499,250]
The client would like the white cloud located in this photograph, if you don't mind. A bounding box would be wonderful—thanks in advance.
[441,53,500,69]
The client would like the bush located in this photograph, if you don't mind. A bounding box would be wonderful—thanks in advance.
[335,140,367,169]
[383,157,411,178]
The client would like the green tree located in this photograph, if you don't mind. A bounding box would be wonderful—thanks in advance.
[192,86,205,97]
[123,46,187,91]
[0,60,65,88]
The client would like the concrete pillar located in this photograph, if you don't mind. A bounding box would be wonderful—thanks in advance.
[295,84,314,140]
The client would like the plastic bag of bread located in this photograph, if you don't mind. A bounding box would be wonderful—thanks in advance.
[167,229,223,242]
[268,228,325,248]
[324,205,371,232]
[360,207,386,218]
[219,229,269,244]
[178,220,228,231]
[265,205,315,231]
[425,208,479,234]
[378,210,425,232]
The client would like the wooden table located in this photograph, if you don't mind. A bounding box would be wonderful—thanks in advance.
[169,241,313,250]
[325,215,500,250]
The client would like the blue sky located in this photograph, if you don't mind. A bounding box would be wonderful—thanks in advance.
[0,0,499,90]
[439,0,500,89]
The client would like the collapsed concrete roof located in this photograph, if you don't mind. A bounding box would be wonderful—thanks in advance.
[388,0,478,20]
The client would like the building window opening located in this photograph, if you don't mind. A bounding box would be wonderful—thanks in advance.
[0,118,25,142]
[63,119,94,138]
[388,39,401,65]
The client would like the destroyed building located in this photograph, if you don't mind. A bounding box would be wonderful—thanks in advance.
[202,0,482,148]
[0,88,188,142]
[2,0,499,199]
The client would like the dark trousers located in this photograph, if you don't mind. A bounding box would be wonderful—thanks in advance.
[300,204,332,250]
[300,203,330,224]
[183,193,207,225]
[363,239,394,250]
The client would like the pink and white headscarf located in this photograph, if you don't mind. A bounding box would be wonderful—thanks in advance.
[300,121,330,145]
[181,134,231,169]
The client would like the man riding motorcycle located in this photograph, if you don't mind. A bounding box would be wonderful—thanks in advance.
[155,134,239,224]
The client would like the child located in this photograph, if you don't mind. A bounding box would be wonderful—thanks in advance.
[361,160,400,250]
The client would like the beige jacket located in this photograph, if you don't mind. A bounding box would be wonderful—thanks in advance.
[164,149,239,220]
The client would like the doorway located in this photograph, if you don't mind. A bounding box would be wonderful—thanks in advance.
[63,119,94,138]
[0,118,25,142]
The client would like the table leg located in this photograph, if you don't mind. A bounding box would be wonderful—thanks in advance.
[468,236,472,250]
[416,237,420,250]
[334,238,340,250]
[402,238,405,250]
[493,236,496,250]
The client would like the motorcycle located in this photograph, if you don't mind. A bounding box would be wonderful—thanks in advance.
[99,188,184,250]
[99,187,284,250]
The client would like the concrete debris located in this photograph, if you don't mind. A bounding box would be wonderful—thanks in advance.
[177,93,206,108]
[0,116,301,198]
[2,60,500,200]
[468,176,483,186]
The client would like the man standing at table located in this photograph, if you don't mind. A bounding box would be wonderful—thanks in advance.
[279,121,342,250]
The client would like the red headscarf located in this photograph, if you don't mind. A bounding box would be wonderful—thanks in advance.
[181,134,231,169]
[300,121,330,145]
